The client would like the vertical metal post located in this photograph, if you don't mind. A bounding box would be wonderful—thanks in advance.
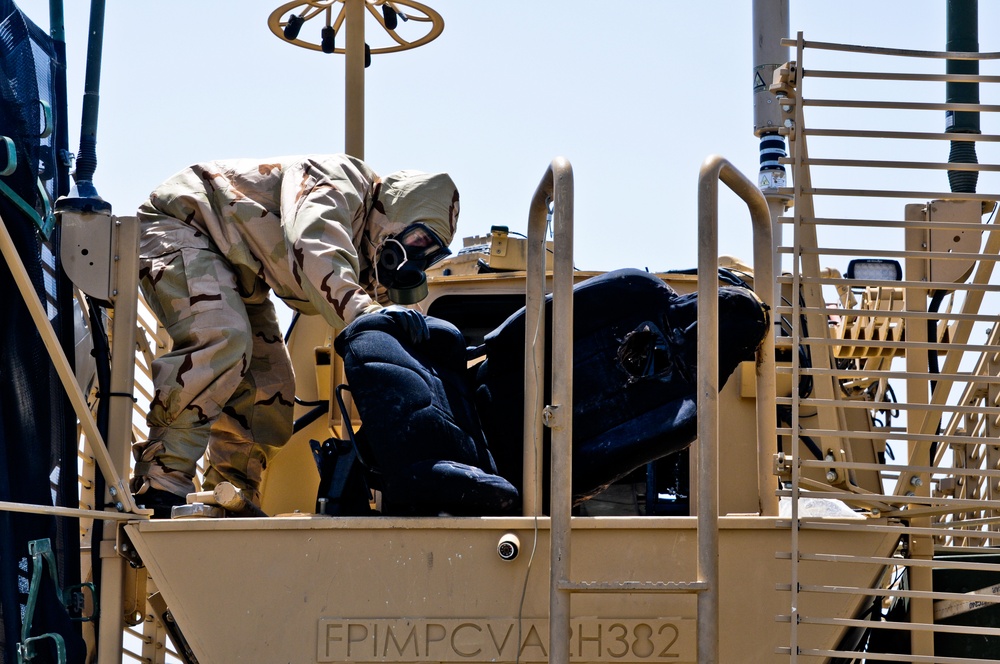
[903,225,935,659]
[106,216,139,510]
[696,161,721,664]
[752,218,778,517]
[97,215,141,662]
[545,159,574,664]
[697,156,774,663]
[345,0,365,159]
[522,196,545,517]
[521,158,575,661]
[96,537,125,662]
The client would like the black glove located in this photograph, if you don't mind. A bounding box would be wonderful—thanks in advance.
[381,305,430,345]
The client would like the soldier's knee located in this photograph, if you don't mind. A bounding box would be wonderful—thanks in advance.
[216,324,256,370]
[258,392,294,447]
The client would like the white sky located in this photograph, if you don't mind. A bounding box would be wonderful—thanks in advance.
[14,0,1000,273]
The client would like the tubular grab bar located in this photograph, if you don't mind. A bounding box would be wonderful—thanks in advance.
[697,155,777,663]
[521,157,575,664]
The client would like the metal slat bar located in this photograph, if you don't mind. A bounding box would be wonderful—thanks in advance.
[784,186,998,201]
[797,584,1000,606]
[804,127,1000,142]
[798,157,1000,172]
[782,336,1000,354]
[0,500,139,522]
[776,427,998,446]
[804,98,1000,114]
[775,367,990,383]
[932,516,1000,529]
[780,246,999,262]
[786,552,1000,572]
[775,275,1000,293]
[798,458,1000,477]
[778,215,994,231]
[775,490,1000,510]
[797,615,1000,637]
[779,398,1000,417]
[776,519,1000,540]
[779,37,1000,59]
[775,305,999,323]
[804,68,1000,84]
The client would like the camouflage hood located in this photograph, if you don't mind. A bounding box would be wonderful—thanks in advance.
[363,170,459,265]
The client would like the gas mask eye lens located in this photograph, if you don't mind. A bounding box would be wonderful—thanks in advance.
[396,223,450,264]
[403,227,433,248]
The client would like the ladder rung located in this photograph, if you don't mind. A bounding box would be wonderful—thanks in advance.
[557,580,709,594]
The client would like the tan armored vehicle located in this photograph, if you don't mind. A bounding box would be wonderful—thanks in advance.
[3,1,1000,662]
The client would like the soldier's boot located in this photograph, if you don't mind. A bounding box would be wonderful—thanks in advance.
[130,440,196,518]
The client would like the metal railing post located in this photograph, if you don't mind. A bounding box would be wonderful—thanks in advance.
[345,0,365,158]
[96,214,142,663]
[697,155,775,662]
[522,157,574,516]
[522,157,574,663]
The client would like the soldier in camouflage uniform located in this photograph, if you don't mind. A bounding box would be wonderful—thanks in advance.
[131,154,459,516]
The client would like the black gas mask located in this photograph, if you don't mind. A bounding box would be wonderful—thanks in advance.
[375,222,451,304]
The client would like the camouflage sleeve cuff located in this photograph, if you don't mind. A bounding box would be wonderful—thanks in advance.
[353,301,383,320]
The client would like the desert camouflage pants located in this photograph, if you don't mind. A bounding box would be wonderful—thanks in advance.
[134,228,295,500]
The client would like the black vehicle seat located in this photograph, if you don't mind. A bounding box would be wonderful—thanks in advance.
[332,312,519,515]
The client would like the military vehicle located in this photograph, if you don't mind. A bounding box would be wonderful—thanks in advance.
[2,0,1000,662]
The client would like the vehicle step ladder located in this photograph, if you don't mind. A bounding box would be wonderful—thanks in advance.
[524,157,776,664]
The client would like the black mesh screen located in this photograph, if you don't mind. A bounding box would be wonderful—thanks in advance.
[0,2,84,662]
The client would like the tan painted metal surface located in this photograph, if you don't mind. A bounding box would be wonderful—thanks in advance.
[125,515,895,663]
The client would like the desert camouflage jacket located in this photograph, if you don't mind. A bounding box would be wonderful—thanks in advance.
[139,154,458,331]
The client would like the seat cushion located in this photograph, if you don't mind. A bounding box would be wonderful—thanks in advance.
[334,313,518,515]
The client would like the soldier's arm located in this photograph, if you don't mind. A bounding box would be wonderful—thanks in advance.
[279,157,382,331]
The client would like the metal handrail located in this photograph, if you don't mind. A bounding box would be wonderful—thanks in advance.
[521,157,574,663]
[697,155,776,663]
[522,157,574,517]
